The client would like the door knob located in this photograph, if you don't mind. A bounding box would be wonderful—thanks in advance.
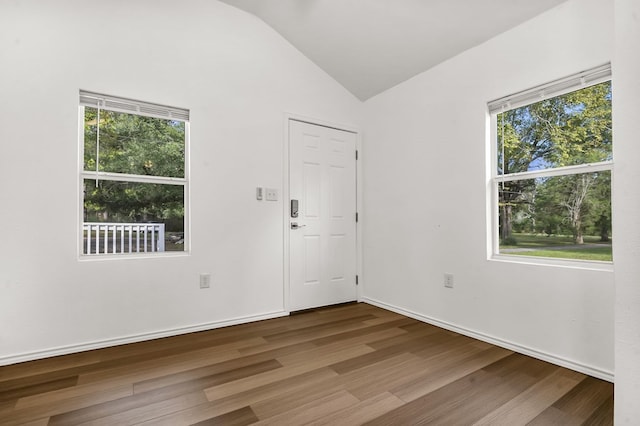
[291,222,306,229]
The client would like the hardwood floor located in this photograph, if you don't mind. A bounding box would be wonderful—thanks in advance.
[0,303,613,425]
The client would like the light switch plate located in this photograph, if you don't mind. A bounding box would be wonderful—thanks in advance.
[266,188,278,201]
[256,187,263,200]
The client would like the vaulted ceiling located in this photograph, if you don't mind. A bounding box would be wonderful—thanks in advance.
[219,0,569,100]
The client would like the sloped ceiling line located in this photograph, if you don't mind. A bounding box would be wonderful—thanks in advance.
[219,0,569,100]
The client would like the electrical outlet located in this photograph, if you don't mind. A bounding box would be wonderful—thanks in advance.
[200,273,211,289]
[444,273,454,288]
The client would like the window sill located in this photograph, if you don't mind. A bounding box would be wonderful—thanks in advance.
[489,254,613,272]
[78,251,190,262]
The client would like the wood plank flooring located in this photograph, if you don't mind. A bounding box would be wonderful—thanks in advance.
[0,303,613,425]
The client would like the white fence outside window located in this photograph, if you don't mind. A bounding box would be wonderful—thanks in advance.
[83,223,165,255]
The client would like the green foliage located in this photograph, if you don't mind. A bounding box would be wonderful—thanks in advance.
[83,108,186,231]
[497,81,612,248]
[510,247,612,262]
[84,108,185,177]
[501,235,518,246]
[84,180,184,231]
[498,81,612,174]
[500,233,612,261]
[502,232,607,247]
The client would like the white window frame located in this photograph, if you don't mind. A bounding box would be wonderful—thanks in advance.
[78,91,190,259]
[487,64,613,270]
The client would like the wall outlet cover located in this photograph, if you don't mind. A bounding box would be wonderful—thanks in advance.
[444,273,454,288]
[200,273,211,289]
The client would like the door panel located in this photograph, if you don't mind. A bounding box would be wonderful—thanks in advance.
[289,120,357,311]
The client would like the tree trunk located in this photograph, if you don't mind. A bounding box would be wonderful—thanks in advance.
[574,218,584,244]
[565,174,593,246]
[501,204,513,241]
[598,215,610,242]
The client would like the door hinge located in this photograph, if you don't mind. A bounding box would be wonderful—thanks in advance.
[356,275,359,285]
[356,150,359,160]
[356,212,359,222]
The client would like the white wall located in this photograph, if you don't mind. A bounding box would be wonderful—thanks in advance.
[0,0,361,363]
[362,0,615,378]
[613,0,640,422]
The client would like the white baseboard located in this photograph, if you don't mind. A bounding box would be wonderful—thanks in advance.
[0,310,289,366]
[362,297,614,383]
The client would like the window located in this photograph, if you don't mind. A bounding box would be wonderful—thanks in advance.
[79,91,189,256]
[488,65,612,263]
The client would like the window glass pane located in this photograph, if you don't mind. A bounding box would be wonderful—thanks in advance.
[498,171,611,261]
[83,179,185,254]
[84,108,185,178]
[497,81,612,175]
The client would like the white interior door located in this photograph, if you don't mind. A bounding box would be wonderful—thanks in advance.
[289,119,357,311]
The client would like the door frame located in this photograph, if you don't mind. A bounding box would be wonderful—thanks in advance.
[282,113,362,313]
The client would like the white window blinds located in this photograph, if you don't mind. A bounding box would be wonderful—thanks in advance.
[79,90,190,122]
[488,63,611,114]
